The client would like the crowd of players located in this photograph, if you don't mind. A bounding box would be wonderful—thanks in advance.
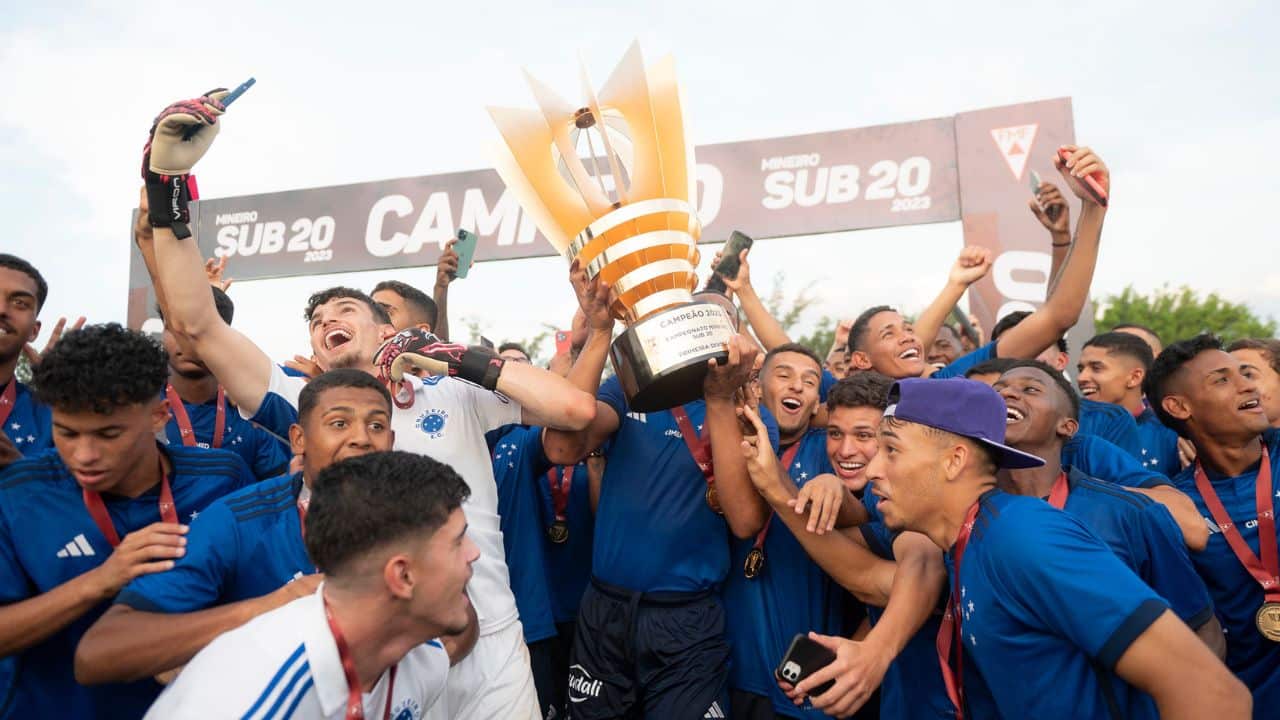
[0,89,1277,719]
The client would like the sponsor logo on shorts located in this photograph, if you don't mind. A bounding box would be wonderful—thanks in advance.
[567,664,603,703]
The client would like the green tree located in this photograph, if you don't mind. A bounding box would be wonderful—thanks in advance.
[1096,285,1276,345]
[758,271,839,357]
[15,352,32,384]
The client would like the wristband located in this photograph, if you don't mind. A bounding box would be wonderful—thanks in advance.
[456,348,505,391]
[145,171,193,239]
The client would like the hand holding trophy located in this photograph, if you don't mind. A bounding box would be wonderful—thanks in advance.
[488,43,735,411]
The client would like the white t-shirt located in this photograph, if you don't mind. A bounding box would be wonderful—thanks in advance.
[250,366,522,634]
[145,589,449,719]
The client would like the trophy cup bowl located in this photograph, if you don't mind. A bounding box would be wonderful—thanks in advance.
[488,43,735,411]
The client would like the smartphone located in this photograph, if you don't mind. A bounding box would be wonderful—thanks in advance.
[713,231,754,281]
[555,330,572,355]
[775,634,836,695]
[453,229,479,279]
[220,77,256,108]
[1029,169,1042,195]
[479,336,495,350]
[1056,147,1108,207]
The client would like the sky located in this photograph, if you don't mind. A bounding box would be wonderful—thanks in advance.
[3,1,1277,361]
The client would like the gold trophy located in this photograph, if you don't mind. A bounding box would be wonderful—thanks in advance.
[488,43,734,411]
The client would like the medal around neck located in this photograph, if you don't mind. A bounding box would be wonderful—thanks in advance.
[488,43,734,411]
[1258,601,1280,642]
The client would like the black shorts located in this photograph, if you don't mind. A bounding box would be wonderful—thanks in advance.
[568,578,730,720]
[530,623,578,719]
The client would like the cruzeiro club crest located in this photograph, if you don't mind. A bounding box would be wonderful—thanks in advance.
[390,697,421,720]
[417,409,449,439]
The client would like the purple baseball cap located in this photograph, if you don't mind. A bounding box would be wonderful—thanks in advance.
[884,377,1045,469]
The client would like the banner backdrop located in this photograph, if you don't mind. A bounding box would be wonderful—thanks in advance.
[128,97,1087,340]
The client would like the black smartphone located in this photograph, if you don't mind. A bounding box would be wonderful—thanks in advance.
[713,230,754,280]
[775,634,836,695]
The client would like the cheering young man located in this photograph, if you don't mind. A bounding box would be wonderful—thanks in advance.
[543,265,767,719]
[869,377,1248,719]
[993,360,1223,655]
[144,451,476,719]
[1146,335,1280,710]
[0,324,255,718]
[74,370,476,686]
[139,89,595,718]
[1079,331,1182,474]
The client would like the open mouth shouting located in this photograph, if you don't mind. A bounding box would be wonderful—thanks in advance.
[1078,382,1098,398]
[779,396,804,414]
[898,348,921,362]
[1006,406,1027,424]
[323,327,354,351]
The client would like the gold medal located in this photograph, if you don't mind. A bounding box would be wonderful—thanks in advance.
[744,547,766,579]
[705,485,723,514]
[547,520,569,544]
[1256,601,1280,641]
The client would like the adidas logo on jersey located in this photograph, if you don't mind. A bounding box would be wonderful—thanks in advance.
[56,534,95,558]
[626,411,648,423]
[704,701,725,718]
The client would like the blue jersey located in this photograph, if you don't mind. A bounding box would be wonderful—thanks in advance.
[1063,433,1171,489]
[0,379,51,457]
[0,445,253,720]
[1080,397,1143,459]
[954,490,1165,720]
[537,460,594,625]
[117,473,313,614]
[593,376,778,592]
[1133,406,1182,477]
[859,490,953,720]
[164,391,290,480]
[489,425,557,643]
[723,429,846,718]
[1059,468,1213,628]
[1170,428,1280,709]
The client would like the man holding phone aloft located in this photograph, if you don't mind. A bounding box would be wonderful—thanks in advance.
[139,88,598,720]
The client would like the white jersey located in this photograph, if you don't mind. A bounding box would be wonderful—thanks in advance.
[145,589,449,719]
[250,365,523,635]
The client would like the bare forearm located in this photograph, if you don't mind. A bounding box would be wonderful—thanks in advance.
[914,280,968,353]
[736,285,790,350]
[1046,233,1071,297]
[1043,204,1103,328]
[1129,486,1209,551]
[543,405,617,466]
[0,570,107,657]
[504,362,595,430]
[76,600,262,683]
[566,331,611,396]
[432,283,450,341]
[756,474,892,603]
[152,227,222,339]
[706,397,768,538]
[863,534,945,657]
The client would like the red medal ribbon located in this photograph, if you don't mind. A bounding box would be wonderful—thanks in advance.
[1046,471,1070,510]
[165,384,226,449]
[751,443,803,551]
[547,466,573,523]
[937,499,982,720]
[1194,446,1279,602]
[324,594,396,720]
[82,456,178,547]
[0,380,16,429]
[671,406,715,492]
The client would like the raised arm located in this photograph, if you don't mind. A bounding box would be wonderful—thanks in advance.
[995,146,1109,360]
[704,337,769,539]
[1028,181,1073,295]
[543,263,620,465]
[432,238,458,340]
[911,246,993,353]
[1114,610,1250,719]
[716,249,791,350]
[141,93,276,416]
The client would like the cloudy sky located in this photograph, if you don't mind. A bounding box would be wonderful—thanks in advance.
[3,1,1276,361]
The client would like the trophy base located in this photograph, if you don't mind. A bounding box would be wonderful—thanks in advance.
[610,302,736,413]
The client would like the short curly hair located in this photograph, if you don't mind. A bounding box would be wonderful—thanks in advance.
[827,372,893,412]
[1143,333,1223,435]
[304,287,391,326]
[31,323,169,413]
